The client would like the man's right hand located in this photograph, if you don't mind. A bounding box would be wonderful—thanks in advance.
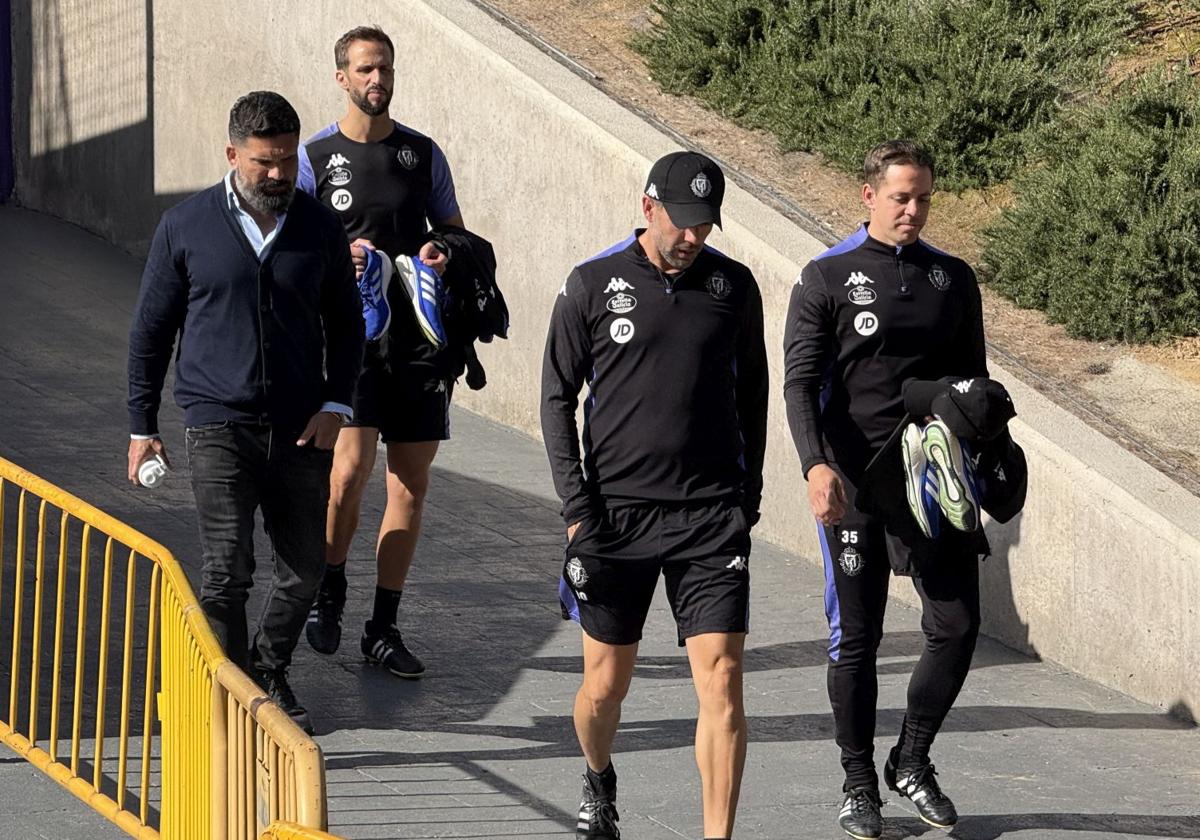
[127,438,169,487]
[349,237,376,280]
[807,463,847,526]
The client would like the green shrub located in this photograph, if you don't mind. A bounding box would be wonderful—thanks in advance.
[637,0,1133,190]
[981,71,1200,342]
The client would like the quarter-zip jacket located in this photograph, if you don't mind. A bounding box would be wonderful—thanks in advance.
[541,233,769,525]
[783,224,988,482]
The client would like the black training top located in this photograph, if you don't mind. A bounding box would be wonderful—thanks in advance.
[299,121,459,372]
[541,233,769,525]
[783,223,988,481]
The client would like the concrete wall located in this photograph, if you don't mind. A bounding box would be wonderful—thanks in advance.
[9,0,1199,716]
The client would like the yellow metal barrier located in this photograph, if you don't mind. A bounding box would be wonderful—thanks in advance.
[259,821,343,840]
[0,456,337,839]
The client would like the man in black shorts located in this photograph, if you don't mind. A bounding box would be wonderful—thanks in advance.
[298,26,463,678]
[783,140,990,839]
[541,151,768,840]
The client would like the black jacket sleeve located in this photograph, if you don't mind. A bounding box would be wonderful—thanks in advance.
[320,218,365,408]
[540,270,599,525]
[127,215,188,436]
[736,273,769,520]
[957,265,990,379]
[782,262,836,478]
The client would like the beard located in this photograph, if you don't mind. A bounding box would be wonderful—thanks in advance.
[350,84,392,117]
[236,171,294,215]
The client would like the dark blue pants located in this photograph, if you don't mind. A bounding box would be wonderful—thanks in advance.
[186,421,332,671]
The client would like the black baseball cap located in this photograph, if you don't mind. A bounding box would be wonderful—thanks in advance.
[644,151,725,229]
[902,376,1016,441]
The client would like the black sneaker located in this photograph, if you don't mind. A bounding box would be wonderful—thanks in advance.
[252,666,313,735]
[577,770,620,839]
[361,623,426,678]
[884,755,958,829]
[305,569,347,655]
[838,786,883,839]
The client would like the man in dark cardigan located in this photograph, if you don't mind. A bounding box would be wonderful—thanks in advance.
[126,91,364,734]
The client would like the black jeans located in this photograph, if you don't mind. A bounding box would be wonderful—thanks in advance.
[186,421,332,671]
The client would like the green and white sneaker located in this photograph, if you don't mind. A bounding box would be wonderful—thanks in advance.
[921,419,980,532]
[902,422,938,539]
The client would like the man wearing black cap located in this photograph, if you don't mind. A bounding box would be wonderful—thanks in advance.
[782,140,990,838]
[541,151,768,840]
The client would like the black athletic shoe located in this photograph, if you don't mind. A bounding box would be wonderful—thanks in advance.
[361,624,426,678]
[838,786,883,839]
[305,570,347,655]
[885,756,958,829]
[252,666,313,735]
[577,770,620,839]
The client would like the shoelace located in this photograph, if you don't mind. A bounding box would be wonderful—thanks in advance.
[586,799,620,835]
[904,764,945,800]
[847,788,880,815]
[312,585,343,623]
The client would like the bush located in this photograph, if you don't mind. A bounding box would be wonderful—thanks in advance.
[636,0,1133,190]
[981,71,1200,342]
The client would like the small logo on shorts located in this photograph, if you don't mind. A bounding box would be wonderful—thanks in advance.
[838,546,864,577]
[566,557,588,589]
[726,556,747,572]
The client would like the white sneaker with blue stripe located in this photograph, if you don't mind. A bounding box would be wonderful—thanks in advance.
[395,254,448,349]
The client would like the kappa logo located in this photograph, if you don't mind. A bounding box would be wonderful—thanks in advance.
[328,167,352,187]
[706,271,732,300]
[559,282,568,297]
[952,379,974,394]
[646,182,660,199]
[610,317,635,344]
[929,264,952,292]
[794,271,804,286]
[690,172,712,198]
[726,556,747,572]
[845,271,874,287]
[325,153,350,169]
[838,546,864,577]
[606,292,637,314]
[397,145,419,170]
[604,277,635,294]
[853,311,879,337]
[330,189,353,212]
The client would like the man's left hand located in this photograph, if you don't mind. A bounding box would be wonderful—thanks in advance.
[296,411,343,449]
[418,241,449,276]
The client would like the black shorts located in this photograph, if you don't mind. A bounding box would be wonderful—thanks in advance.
[349,355,452,443]
[558,499,752,646]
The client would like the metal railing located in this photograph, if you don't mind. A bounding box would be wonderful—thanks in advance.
[0,456,336,839]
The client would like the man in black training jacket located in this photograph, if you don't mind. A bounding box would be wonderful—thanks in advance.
[541,151,768,840]
[127,91,364,734]
[783,140,989,839]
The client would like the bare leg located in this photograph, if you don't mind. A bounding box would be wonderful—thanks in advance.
[686,631,747,839]
[575,631,639,772]
[376,440,439,590]
[324,426,379,567]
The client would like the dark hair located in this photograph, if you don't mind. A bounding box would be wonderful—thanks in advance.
[334,25,395,69]
[227,91,300,143]
[863,140,936,187]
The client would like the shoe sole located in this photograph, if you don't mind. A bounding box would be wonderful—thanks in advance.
[885,763,957,831]
[840,827,881,840]
[901,423,934,538]
[362,655,425,679]
[922,421,979,531]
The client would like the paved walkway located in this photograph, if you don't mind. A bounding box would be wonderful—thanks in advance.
[1,205,1197,839]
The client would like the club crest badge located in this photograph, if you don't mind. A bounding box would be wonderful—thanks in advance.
[566,557,588,589]
[929,264,952,292]
[707,271,732,300]
[397,145,419,170]
[838,546,864,577]
[690,172,712,198]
